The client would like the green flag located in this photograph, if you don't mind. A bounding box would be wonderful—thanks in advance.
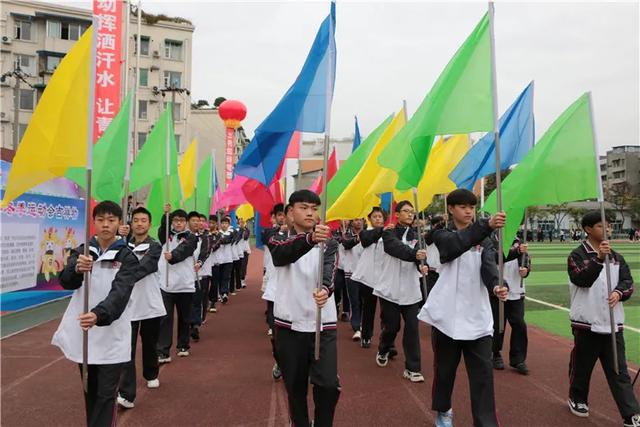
[484,93,599,247]
[184,154,213,214]
[378,12,494,191]
[65,92,132,202]
[147,173,182,238]
[325,114,393,208]
[130,104,178,192]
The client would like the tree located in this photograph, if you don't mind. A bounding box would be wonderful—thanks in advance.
[547,203,570,230]
[425,194,445,217]
[525,205,542,232]
[482,169,512,201]
[213,97,227,108]
[567,207,587,229]
[605,182,636,230]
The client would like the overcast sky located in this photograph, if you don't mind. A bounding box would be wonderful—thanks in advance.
[61,1,638,155]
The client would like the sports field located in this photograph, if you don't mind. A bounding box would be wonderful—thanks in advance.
[524,242,640,364]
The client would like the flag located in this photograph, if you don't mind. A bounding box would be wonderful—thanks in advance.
[179,139,197,201]
[129,104,177,192]
[395,135,471,208]
[325,114,393,208]
[326,108,406,220]
[352,116,361,152]
[66,92,132,202]
[285,132,301,159]
[2,28,93,206]
[484,93,599,247]
[146,173,182,238]
[377,12,494,192]
[236,203,254,220]
[310,147,338,194]
[450,81,535,190]
[184,153,213,213]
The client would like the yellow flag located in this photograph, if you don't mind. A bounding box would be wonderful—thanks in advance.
[326,108,406,221]
[394,134,471,208]
[178,139,197,201]
[2,28,92,207]
[236,203,254,220]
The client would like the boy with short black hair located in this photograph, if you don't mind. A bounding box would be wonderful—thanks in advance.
[117,206,166,409]
[216,216,235,304]
[52,201,139,427]
[418,188,508,427]
[567,210,639,426]
[268,190,340,427]
[157,206,198,361]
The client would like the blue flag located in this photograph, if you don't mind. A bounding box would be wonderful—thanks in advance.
[380,192,392,214]
[255,212,264,249]
[234,2,336,186]
[352,116,361,152]
[449,81,535,190]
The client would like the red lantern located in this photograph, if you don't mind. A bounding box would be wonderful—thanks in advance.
[219,100,247,129]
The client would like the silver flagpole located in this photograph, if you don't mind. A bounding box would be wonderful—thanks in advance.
[412,188,428,300]
[165,104,172,290]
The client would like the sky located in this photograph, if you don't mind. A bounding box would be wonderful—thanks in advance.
[59,1,639,155]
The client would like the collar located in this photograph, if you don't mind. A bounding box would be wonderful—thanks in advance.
[582,240,598,254]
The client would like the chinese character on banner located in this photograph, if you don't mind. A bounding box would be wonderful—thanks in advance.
[92,0,122,142]
[224,128,235,187]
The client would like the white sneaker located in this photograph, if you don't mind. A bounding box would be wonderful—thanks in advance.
[435,409,453,427]
[267,328,273,336]
[624,414,640,427]
[352,330,362,341]
[177,348,190,357]
[208,307,217,313]
[147,378,160,389]
[158,355,171,364]
[403,369,425,383]
[117,395,135,409]
[231,291,237,296]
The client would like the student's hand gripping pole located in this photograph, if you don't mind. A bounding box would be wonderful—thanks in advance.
[412,188,429,300]
[600,201,619,375]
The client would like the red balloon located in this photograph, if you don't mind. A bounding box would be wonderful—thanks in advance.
[218,100,247,122]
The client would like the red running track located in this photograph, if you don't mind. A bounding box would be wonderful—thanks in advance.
[1,249,637,426]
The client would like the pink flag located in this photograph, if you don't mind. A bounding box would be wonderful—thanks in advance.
[310,148,338,194]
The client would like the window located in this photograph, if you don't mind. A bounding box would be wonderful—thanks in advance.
[18,123,28,144]
[47,21,84,40]
[19,89,35,110]
[139,68,149,87]
[612,171,624,179]
[138,132,147,150]
[134,36,150,55]
[47,20,61,38]
[164,40,183,60]
[163,71,181,88]
[174,135,181,153]
[14,20,32,40]
[46,56,61,72]
[163,102,182,120]
[15,54,35,75]
[138,100,148,120]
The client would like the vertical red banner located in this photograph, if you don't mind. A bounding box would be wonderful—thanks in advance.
[224,127,235,188]
[93,0,123,144]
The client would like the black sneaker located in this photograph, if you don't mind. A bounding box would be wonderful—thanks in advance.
[190,326,200,342]
[272,363,282,381]
[222,294,229,304]
[376,352,389,367]
[493,354,505,370]
[340,312,349,322]
[510,362,529,375]
[388,348,398,360]
[568,399,589,417]
[624,414,640,427]
[361,338,371,349]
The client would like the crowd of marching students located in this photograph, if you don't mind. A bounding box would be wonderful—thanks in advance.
[50,188,639,427]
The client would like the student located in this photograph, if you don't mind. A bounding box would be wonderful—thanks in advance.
[117,207,166,409]
[186,211,210,342]
[207,215,222,313]
[352,207,387,348]
[567,210,639,426]
[418,188,508,427]
[230,221,243,295]
[491,238,531,375]
[216,216,235,304]
[195,213,213,324]
[424,215,445,296]
[268,190,340,427]
[52,201,139,427]
[156,206,198,362]
[333,222,350,322]
[341,218,365,341]
[374,201,427,383]
[239,217,251,289]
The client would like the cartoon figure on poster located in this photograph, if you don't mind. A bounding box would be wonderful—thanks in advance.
[40,227,61,282]
[62,227,77,267]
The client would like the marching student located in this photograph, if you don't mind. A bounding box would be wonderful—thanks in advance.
[230,220,243,295]
[351,207,387,348]
[567,210,639,426]
[374,201,427,383]
[52,201,139,427]
[268,190,340,427]
[187,211,211,342]
[117,207,166,409]
[491,237,531,375]
[417,188,508,427]
[239,217,251,289]
[207,215,222,313]
[333,223,350,322]
[196,213,214,324]
[216,216,235,304]
[341,218,365,341]
[156,205,198,362]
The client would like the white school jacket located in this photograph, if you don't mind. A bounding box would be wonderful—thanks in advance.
[373,228,422,306]
[418,246,493,340]
[504,259,525,300]
[127,241,166,321]
[217,230,234,264]
[342,242,364,275]
[158,234,196,293]
[352,236,384,290]
[52,246,133,364]
[426,243,441,273]
[570,264,623,333]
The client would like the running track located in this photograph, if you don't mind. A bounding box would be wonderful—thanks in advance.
[2,249,637,426]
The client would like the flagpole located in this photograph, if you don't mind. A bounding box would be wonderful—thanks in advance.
[165,102,172,291]
[128,0,142,214]
[412,188,428,300]
[122,0,130,99]
[122,92,134,221]
[314,3,335,360]
[587,91,619,374]
[519,209,529,288]
[82,17,99,394]
[488,1,505,333]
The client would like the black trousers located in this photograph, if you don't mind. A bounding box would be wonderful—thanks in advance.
[378,299,421,372]
[490,297,528,365]
[240,252,249,280]
[120,317,162,402]
[334,269,349,314]
[78,363,124,427]
[569,328,640,419]
[360,283,378,341]
[157,290,193,355]
[231,259,242,292]
[209,265,220,305]
[431,327,498,427]
[345,278,362,332]
[266,301,278,364]
[276,327,340,427]
[217,263,233,296]
[191,277,210,326]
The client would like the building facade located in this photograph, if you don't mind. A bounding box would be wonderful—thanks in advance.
[601,145,640,196]
[0,0,194,155]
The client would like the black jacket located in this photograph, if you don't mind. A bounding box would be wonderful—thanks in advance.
[128,236,162,282]
[382,225,422,270]
[60,238,139,326]
[359,227,384,248]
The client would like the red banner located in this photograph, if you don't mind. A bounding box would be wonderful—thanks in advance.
[93,0,122,143]
[224,127,235,188]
